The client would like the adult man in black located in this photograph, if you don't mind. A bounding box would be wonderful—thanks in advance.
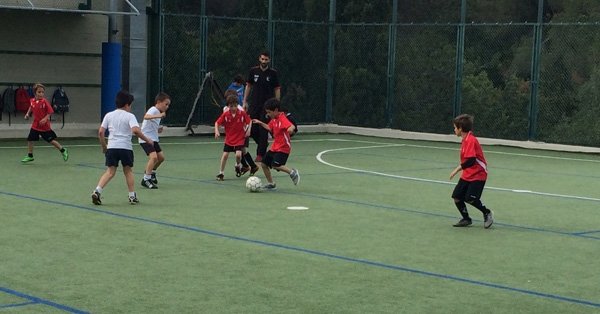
[243,50,281,162]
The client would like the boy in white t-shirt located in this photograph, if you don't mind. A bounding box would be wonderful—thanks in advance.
[139,92,171,189]
[91,91,154,205]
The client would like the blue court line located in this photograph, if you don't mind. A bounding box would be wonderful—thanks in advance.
[0,287,88,313]
[0,301,37,309]
[1,190,599,309]
[75,163,600,239]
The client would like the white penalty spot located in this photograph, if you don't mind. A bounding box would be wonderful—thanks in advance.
[287,206,309,211]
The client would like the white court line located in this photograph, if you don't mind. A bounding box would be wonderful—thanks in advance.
[316,145,600,202]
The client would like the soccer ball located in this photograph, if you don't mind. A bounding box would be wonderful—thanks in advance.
[246,176,262,192]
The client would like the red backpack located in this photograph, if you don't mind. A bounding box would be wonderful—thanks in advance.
[15,85,31,112]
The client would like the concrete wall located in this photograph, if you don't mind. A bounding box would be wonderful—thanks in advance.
[0,9,119,126]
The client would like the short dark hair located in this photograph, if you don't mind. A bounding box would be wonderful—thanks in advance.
[115,90,134,108]
[155,92,170,103]
[453,114,474,133]
[226,94,239,105]
[224,89,237,99]
[233,74,245,85]
[264,98,281,111]
[260,50,271,58]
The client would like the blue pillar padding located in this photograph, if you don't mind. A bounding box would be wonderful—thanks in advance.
[101,42,122,120]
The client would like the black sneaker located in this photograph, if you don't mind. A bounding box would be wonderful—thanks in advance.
[235,166,242,177]
[141,179,158,189]
[262,182,276,190]
[453,219,472,227]
[129,194,139,205]
[484,211,494,229]
[91,191,102,205]
[150,173,158,184]
[216,174,224,181]
[249,165,260,176]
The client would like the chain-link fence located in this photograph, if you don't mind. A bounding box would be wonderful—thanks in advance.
[158,0,600,147]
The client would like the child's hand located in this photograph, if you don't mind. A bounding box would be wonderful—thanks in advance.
[39,118,47,125]
[158,126,164,134]
[160,112,166,118]
[24,114,29,120]
[215,131,220,139]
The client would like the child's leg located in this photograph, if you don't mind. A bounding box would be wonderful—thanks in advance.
[27,141,34,154]
[219,152,229,173]
[96,166,117,190]
[453,198,471,220]
[49,139,63,150]
[240,147,249,168]
[273,165,292,175]
[154,151,165,170]
[235,150,243,165]
[123,166,135,193]
[145,151,158,175]
[262,162,273,183]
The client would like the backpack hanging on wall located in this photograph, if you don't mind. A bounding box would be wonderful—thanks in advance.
[2,86,16,125]
[51,86,69,129]
[15,85,31,113]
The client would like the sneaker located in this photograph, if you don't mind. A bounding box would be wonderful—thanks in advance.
[150,173,158,184]
[91,191,102,205]
[249,165,260,176]
[235,166,242,177]
[255,155,262,162]
[484,211,494,229]
[21,156,34,163]
[453,219,472,227]
[262,182,277,190]
[141,179,158,189]
[289,169,300,185]
[240,166,251,175]
[129,194,139,205]
[216,173,224,181]
[61,148,69,162]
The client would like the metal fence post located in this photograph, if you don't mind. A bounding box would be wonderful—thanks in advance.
[386,0,398,128]
[325,0,336,123]
[453,0,467,118]
[528,0,544,141]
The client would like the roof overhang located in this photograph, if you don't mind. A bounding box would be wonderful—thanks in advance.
[0,0,140,16]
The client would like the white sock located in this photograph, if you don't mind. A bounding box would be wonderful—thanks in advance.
[95,186,103,193]
[144,174,151,180]
[151,170,156,174]
[129,191,136,197]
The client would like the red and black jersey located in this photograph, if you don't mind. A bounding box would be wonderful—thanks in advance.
[246,66,280,118]
[460,131,488,181]
[29,97,53,132]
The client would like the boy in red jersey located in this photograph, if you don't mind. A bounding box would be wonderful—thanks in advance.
[21,83,68,163]
[214,95,252,181]
[449,114,493,228]
[252,98,299,190]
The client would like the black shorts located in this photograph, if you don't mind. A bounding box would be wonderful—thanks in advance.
[140,142,162,155]
[105,148,134,167]
[452,179,486,202]
[27,129,57,142]
[262,151,289,169]
[223,144,245,153]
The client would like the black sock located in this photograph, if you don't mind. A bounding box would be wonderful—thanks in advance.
[454,201,471,220]
[60,148,65,153]
[244,153,257,168]
[241,157,248,167]
[28,153,33,157]
[469,199,491,215]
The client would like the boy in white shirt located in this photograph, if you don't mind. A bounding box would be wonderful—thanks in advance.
[91,91,154,205]
[139,92,171,189]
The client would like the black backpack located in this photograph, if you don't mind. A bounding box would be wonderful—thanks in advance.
[51,86,69,128]
[52,86,69,113]
[2,87,16,125]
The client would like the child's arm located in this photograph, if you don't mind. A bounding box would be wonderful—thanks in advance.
[252,119,271,131]
[287,124,296,135]
[144,111,166,120]
[39,113,51,125]
[214,122,221,138]
[449,165,462,180]
[245,120,252,138]
[132,126,154,146]
[98,126,108,153]
[24,107,31,119]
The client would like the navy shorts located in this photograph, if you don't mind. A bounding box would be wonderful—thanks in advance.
[223,144,245,153]
[262,150,289,169]
[452,179,486,202]
[140,142,162,155]
[105,148,134,167]
[27,129,57,142]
